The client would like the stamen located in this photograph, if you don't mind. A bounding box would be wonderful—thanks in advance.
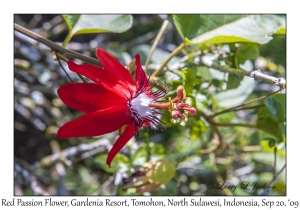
[126,71,196,134]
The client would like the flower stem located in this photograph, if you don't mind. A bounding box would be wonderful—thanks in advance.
[151,42,185,79]
[14,23,100,66]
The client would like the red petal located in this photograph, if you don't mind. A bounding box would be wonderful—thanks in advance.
[135,54,151,94]
[106,121,137,167]
[67,61,133,98]
[96,48,135,88]
[57,83,126,113]
[57,105,131,138]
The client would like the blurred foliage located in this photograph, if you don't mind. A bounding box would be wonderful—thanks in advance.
[14,14,286,196]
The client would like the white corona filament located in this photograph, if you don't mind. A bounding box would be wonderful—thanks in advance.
[130,93,153,118]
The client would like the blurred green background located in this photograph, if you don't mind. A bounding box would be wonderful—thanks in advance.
[14,14,286,196]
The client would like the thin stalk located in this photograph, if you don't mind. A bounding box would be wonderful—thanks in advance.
[260,164,286,196]
[14,23,100,66]
[213,122,257,128]
[232,104,265,112]
[198,109,224,149]
[56,53,87,83]
[151,42,185,79]
[55,52,74,83]
[145,133,151,162]
[203,63,286,89]
[274,146,277,177]
[145,19,170,72]
[213,104,265,116]
[250,70,286,89]
[62,31,72,48]
[213,90,280,117]
[209,63,250,77]
[209,153,233,196]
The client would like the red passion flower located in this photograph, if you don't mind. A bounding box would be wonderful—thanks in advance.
[57,48,196,167]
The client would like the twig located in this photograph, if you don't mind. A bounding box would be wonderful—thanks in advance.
[92,176,114,195]
[55,53,88,83]
[202,61,286,90]
[250,70,286,89]
[242,145,262,152]
[198,109,225,149]
[209,153,233,196]
[260,164,286,196]
[14,163,50,195]
[274,147,277,177]
[151,42,185,80]
[145,19,170,72]
[213,90,281,117]
[40,138,111,167]
[209,63,250,77]
[212,122,257,128]
[55,52,74,83]
[176,144,219,163]
[14,23,101,66]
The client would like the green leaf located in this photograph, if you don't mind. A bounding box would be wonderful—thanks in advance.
[257,107,285,142]
[182,67,202,93]
[132,143,165,166]
[62,15,80,31]
[227,74,243,90]
[173,15,286,45]
[145,160,176,185]
[260,138,285,157]
[264,96,285,121]
[152,180,178,195]
[214,76,255,108]
[63,14,133,36]
[236,43,259,64]
[273,94,286,114]
[260,137,276,149]
[95,153,130,173]
[275,28,286,34]
[173,15,245,41]
[196,66,212,81]
[190,119,207,140]
[268,138,276,148]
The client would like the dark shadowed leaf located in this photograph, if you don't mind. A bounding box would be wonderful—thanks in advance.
[257,107,285,142]
[227,74,243,90]
[264,96,285,121]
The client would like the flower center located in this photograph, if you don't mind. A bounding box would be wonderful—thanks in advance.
[130,93,153,118]
[126,82,196,133]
